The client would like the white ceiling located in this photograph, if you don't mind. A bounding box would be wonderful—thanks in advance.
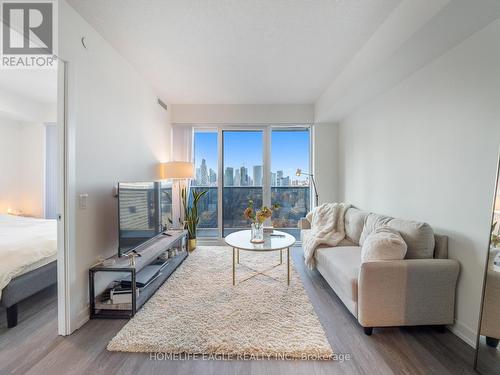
[67,0,400,104]
[0,69,57,104]
[315,0,500,122]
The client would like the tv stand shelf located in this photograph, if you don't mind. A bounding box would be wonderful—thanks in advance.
[89,230,188,319]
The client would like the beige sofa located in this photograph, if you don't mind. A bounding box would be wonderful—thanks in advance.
[299,207,460,335]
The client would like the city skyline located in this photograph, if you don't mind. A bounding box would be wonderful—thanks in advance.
[193,130,310,187]
[194,159,309,187]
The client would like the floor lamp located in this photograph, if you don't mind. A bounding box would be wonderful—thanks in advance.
[161,161,195,229]
[296,168,319,207]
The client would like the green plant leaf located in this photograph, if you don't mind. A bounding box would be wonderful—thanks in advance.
[182,188,207,239]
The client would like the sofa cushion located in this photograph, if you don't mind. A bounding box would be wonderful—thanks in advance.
[359,213,392,245]
[338,238,358,247]
[315,246,361,304]
[344,208,369,245]
[361,226,407,263]
[387,218,435,259]
[359,213,435,259]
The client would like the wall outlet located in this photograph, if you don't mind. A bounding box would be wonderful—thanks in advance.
[79,193,88,209]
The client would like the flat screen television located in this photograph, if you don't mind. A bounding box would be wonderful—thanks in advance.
[118,181,172,257]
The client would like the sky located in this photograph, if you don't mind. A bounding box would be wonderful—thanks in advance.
[193,129,310,182]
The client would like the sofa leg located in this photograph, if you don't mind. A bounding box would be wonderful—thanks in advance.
[486,336,499,348]
[7,304,18,328]
[435,325,447,333]
[363,327,373,336]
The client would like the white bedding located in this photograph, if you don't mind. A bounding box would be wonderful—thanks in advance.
[0,214,57,299]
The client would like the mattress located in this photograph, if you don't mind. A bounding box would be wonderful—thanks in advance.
[0,214,57,298]
[16,253,57,277]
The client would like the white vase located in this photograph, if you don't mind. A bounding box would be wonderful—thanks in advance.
[251,222,264,243]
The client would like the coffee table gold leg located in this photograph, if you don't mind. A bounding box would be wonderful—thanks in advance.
[280,249,283,265]
[233,247,236,286]
[287,248,290,285]
[237,249,240,264]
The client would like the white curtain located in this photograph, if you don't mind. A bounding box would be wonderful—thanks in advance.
[171,125,193,228]
[171,125,193,162]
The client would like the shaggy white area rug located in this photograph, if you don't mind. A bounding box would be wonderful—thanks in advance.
[107,246,333,359]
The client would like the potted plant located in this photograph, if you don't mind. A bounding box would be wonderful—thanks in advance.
[181,187,207,251]
[243,200,279,243]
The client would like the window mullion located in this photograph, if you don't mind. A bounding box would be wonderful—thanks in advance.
[217,127,223,239]
[263,127,271,208]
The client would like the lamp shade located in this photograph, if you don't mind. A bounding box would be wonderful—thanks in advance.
[161,161,194,179]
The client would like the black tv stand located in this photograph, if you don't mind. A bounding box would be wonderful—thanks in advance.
[89,230,188,319]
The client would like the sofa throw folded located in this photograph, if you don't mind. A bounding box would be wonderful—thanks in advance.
[302,202,351,269]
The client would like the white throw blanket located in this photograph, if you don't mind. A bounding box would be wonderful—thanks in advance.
[302,203,351,269]
[0,214,57,299]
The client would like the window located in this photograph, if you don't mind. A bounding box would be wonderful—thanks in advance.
[192,130,218,237]
[223,130,263,236]
[271,128,310,238]
[191,126,311,240]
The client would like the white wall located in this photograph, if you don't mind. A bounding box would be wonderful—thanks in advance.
[0,87,56,123]
[0,118,46,218]
[0,118,21,214]
[60,0,172,331]
[172,104,314,124]
[17,123,45,218]
[334,18,500,346]
[313,123,339,204]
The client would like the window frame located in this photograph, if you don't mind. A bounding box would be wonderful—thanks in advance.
[190,124,313,244]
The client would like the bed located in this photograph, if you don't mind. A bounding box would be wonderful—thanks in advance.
[0,214,57,328]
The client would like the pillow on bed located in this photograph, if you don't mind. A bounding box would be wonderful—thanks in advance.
[361,226,407,263]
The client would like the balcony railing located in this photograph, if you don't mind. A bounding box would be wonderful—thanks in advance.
[190,186,310,239]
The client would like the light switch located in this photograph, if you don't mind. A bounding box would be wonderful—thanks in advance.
[79,193,88,209]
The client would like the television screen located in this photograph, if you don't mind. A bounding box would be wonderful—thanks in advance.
[118,181,172,256]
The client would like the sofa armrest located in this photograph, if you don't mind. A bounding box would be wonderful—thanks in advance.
[298,217,311,230]
[358,259,459,327]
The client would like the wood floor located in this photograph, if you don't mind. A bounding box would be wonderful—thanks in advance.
[0,247,476,375]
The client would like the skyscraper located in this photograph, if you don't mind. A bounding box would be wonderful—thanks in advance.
[253,165,262,186]
[277,170,284,187]
[196,167,201,185]
[271,172,277,186]
[209,168,217,185]
[240,166,248,186]
[234,169,241,186]
[200,159,208,185]
[224,167,234,186]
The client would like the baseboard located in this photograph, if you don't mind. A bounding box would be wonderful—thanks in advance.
[197,238,226,246]
[72,306,90,333]
[449,319,477,348]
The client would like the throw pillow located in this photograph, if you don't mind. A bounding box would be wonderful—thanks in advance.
[361,226,407,263]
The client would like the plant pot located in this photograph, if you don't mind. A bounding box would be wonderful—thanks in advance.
[188,238,197,251]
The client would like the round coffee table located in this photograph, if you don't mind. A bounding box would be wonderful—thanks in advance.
[224,230,296,286]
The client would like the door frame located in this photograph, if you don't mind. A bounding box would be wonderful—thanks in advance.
[56,60,72,336]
